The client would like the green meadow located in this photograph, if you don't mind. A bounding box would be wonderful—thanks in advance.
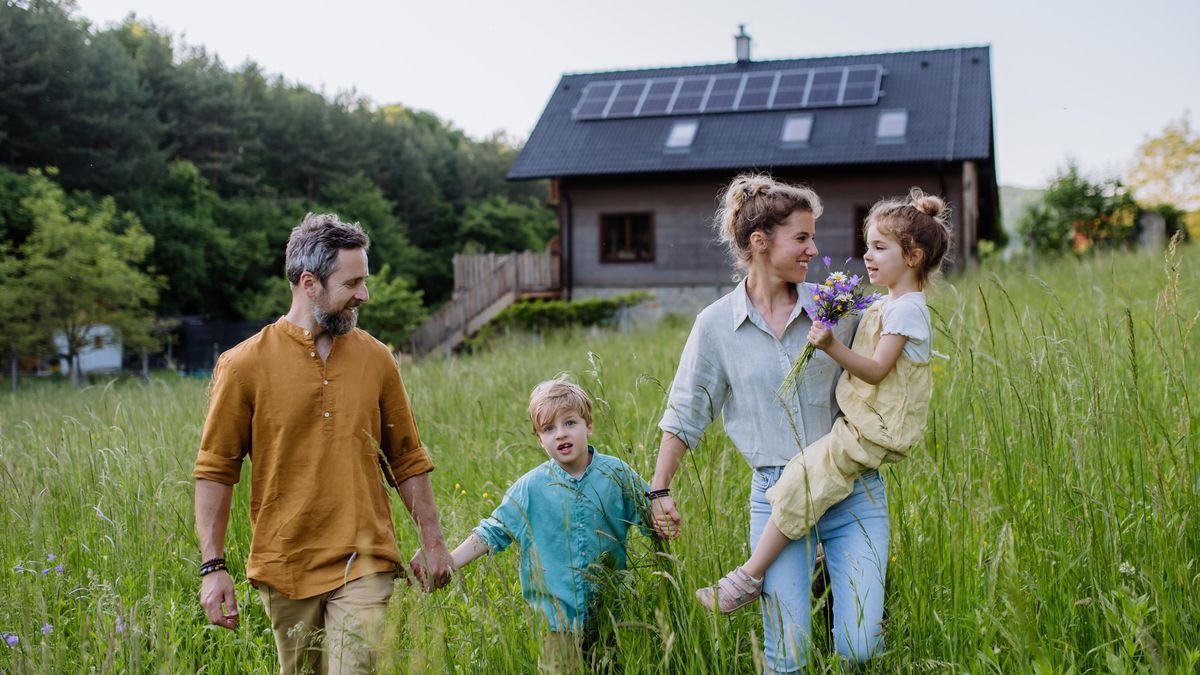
[1,242,1197,673]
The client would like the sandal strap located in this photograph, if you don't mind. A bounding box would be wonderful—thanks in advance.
[717,567,761,601]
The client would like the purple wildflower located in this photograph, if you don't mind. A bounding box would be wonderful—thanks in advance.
[40,568,50,575]
[55,563,64,573]
[3,633,17,647]
[822,255,832,267]
[46,553,56,561]
[115,616,126,634]
[782,261,880,397]
[41,624,52,635]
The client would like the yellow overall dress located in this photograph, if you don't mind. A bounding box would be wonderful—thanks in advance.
[765,299,932,539]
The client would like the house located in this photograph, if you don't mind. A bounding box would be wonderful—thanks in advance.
[507,30,1000,316]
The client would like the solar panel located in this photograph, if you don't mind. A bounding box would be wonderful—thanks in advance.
[572,65,883,120]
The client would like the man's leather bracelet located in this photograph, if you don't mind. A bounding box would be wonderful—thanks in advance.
[645,488,671,501]
[199,557,228,577]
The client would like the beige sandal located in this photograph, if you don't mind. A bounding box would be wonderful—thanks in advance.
[695,566,763,613]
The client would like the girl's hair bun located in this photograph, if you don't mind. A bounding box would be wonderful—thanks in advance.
[909,188,948,221]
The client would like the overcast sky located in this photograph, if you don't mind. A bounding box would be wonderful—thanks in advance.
[76,0,1200,189]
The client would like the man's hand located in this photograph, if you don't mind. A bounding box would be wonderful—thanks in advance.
[651,496,682,540]
[409,545,453,592]
[199,570,238,629]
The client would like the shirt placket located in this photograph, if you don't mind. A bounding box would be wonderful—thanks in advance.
[301,329,334,430]
[748,310,809,448]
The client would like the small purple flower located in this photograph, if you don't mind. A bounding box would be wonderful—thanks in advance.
[3,633,17,647]
[41,624,52,635]
[822,256,832,267]
[46,553,57,561]
[55,563,64,573]
[13,564,28,573]
[115,616,126,634]
[40,568,50,575]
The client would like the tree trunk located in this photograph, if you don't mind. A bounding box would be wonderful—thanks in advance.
[70,352,82,387]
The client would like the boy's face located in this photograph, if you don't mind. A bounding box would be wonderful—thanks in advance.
[535,408,593,476]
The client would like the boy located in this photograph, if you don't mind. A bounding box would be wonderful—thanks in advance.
[445,378,651,669]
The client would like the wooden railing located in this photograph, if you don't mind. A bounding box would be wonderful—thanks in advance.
[409,249,560,355]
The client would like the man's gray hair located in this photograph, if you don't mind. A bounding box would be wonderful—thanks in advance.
[284,213,370,286]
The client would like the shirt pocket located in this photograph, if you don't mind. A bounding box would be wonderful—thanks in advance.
[803,349,837,407]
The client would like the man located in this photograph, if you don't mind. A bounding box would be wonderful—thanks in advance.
[194,213,452,674]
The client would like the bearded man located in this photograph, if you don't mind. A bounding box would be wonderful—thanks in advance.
[193,213,452,674]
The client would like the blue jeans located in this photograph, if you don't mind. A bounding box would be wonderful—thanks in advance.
[749,466,889,673]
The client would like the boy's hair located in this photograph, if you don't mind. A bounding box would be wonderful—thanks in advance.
[528,378,593,432]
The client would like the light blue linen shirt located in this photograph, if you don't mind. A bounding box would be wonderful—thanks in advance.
[659,279,859,468]
[472,448,650,631]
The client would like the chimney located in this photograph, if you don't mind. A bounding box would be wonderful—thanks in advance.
[735,24,751,63]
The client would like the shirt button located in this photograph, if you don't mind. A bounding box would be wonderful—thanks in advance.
[323,411,331,417]
[323,379,329,385]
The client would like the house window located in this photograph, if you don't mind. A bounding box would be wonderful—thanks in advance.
[600,213,654,263]
[665,120,699,149]
[876,109,908,142]
[781,114,813,145]
[853,206,870,258]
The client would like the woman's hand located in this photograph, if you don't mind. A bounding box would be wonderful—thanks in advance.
[652,495,682,539]
[807,321,834,351]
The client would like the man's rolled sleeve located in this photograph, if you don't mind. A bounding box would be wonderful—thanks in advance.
[658,321,729,449]
[380,360,434,484]
[193,354,251,485]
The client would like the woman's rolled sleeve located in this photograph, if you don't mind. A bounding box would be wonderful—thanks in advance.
[193,355,251,485]
[658,322,729,449]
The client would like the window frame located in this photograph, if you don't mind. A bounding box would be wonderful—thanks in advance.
[598,212,656,263]
[876,109,908,143]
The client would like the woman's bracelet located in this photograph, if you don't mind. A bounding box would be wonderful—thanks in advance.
[645,488,671,501]
[199,557,228,577]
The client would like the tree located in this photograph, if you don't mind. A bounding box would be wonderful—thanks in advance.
[458,195,557,254]
[1018,162,1138,256]
[1128,113,1200,212]
[355,264,426,352]
[8,170,159,385]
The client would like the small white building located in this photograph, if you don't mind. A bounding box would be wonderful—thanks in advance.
[54,325,122,375]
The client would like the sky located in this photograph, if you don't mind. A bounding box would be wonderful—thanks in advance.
[76,0,1200,189]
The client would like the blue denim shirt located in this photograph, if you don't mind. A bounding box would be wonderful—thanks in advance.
[473,448,650,631]
[659,280,859,468]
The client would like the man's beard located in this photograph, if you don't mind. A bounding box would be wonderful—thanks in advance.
[313,291,359,336]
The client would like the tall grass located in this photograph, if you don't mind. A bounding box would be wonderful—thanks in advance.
[1,242,1197,673]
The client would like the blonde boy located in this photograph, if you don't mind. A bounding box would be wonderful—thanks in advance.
[444,379,651,667]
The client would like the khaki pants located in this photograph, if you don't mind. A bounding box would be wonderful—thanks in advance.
[257,572,394,675]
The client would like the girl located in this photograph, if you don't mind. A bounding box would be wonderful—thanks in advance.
[695,188,953,652]
[650,172,864,673]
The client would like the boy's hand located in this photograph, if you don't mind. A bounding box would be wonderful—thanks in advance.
[651,496,682,539]
[807,321,835,351]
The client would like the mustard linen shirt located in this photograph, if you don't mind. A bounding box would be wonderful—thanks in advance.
[193,317,434,599]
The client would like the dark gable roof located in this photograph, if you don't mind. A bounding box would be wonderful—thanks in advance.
[509,46,993,180]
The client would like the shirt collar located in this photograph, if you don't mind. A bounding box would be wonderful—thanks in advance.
[549,445,597,483]
[275,316,316,347]
[732,279,815,332]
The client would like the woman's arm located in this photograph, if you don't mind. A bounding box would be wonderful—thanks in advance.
[809,323,906,385]
[650,432,689,539]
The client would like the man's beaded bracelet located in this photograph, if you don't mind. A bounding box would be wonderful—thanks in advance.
[645,488,671,501]
[199,557,228,577]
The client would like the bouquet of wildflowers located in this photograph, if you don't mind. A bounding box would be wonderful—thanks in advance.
[780,257,879,399]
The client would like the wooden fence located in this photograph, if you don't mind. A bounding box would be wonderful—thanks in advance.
[409,250,560,355]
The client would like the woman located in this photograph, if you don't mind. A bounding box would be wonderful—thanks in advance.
[649,173,888,672]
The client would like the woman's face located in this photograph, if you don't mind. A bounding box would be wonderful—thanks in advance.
[757,210,818,284]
